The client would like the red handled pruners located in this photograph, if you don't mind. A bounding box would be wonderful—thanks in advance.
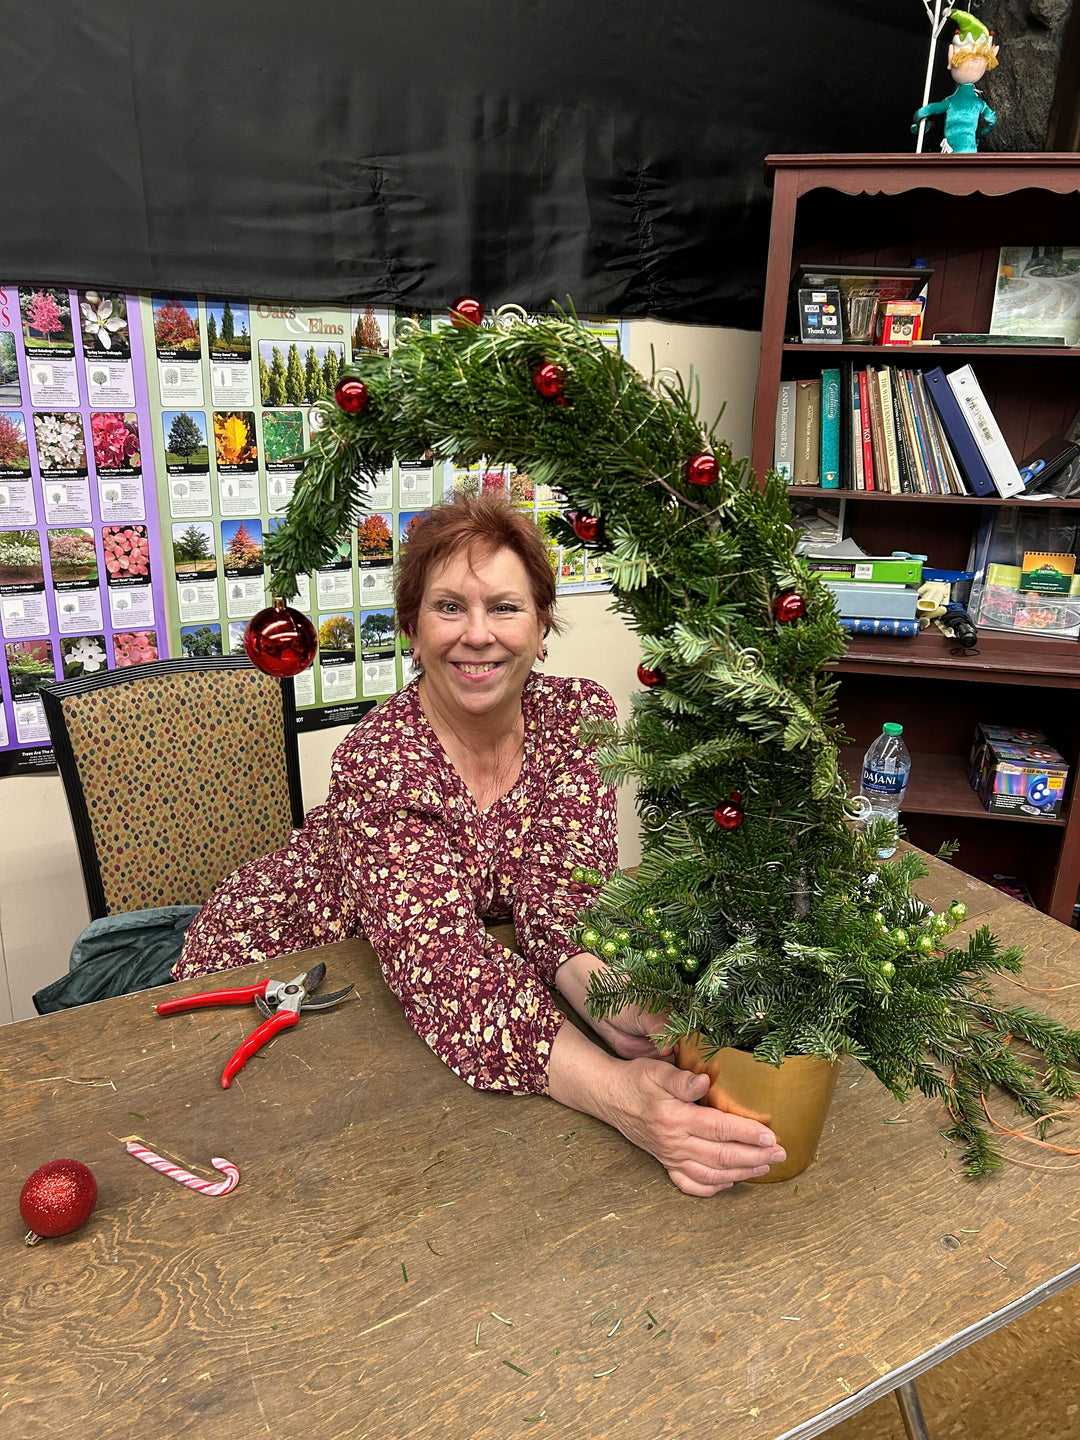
[156,963,353,1088]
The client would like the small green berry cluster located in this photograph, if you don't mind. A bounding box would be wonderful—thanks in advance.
[870,899,968,979]
[570,865,607,888]
[577,903,701,976]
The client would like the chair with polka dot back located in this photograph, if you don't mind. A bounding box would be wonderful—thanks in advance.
[42,656,305,921]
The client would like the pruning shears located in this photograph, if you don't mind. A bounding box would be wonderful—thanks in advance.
[156,963,353,1088]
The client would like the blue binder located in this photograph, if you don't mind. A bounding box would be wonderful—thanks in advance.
[923,367,996,498]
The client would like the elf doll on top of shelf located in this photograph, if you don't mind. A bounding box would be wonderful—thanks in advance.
[912,9,999,154]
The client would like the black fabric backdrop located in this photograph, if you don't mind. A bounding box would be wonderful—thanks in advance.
[5,1,930,328]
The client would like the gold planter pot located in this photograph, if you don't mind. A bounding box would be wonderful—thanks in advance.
[675,1037,840,1183]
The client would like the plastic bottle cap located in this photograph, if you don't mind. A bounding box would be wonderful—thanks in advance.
[883,722,903,736]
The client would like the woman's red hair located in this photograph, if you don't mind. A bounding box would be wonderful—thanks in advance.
[394,493,561,637]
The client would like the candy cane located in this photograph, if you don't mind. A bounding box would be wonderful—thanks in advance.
[123,1140,240,1196]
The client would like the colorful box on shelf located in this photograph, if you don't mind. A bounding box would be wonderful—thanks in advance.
[822,580,919,621]
[805,555,923,585]
[968,724,1070,820]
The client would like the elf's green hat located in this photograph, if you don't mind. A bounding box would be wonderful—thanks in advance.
[949,9,999,68]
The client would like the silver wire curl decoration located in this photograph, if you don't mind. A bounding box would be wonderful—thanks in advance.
[649,366,683,396]
[734,647,764,677]
[494,303,530,329]
[843,794,874,824]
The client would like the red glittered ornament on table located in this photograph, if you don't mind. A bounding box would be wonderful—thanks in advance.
[571,512,602,545]
[532,362,566,400]
[450,296,484,328]
[244,599,318,678]
[685,452,720,487]
[772,590,807,624]
[20,1159,98,1245]
[333,377,369,414]
[636,663,665,688]
[713,790,745,831]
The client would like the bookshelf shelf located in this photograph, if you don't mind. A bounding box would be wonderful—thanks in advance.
[782,344,1080,359]
[838,748,1068,828]
[831,630,1080,686]
[754,153,1080,924]
[788,485,1080,509]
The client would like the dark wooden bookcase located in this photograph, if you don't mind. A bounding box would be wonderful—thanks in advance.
[752,153,1080,923]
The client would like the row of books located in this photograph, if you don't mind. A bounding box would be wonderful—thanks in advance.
[774,363,1025,499]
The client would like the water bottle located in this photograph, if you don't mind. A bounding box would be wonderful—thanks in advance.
[860,723,911,857]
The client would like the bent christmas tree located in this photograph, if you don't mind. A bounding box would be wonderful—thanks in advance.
[263,305,1080,1176]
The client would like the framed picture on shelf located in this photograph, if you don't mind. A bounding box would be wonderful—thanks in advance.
[990,247,1080,348]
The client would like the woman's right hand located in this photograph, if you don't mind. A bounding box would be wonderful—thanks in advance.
[547,1023,787,1196]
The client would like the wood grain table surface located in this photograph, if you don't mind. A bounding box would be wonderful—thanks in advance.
[3,851,1079,1440]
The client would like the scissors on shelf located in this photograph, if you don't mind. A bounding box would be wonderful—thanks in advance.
[157,963,354,1088]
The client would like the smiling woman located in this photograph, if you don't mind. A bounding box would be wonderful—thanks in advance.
[174,494,788,1195]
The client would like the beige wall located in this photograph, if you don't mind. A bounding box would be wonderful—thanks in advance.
[0,319,760,1024]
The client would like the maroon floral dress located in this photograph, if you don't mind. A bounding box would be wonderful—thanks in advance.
[173,674,618,1094]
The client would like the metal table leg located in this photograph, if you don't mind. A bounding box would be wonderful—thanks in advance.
[895,1379,933,1440]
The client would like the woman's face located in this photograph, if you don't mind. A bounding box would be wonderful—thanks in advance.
[414,544,546,724]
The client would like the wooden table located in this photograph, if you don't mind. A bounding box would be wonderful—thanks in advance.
[3,851,1080,1440]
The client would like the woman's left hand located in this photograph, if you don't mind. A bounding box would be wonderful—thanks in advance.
[555,952,671,1061]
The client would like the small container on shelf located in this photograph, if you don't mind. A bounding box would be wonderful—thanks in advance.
[879,301,923,346]
[968,723,1069,819]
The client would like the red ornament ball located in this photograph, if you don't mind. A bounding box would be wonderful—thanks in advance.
[773,590,807,624]
[685,452,720,487]
[20,1159,98,1245]
[450,296,484,328]
[571,512,601,545]
[636,663,665,688]
[333,378,369,414]
[533,362,566,399]
[244,603,318,678]
[713,802,745,831]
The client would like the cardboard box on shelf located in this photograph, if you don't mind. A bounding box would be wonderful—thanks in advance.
[968,723,1070,820]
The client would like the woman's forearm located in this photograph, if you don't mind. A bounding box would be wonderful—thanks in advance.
[546,1014,624,1122]
[553,951,600,1025]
